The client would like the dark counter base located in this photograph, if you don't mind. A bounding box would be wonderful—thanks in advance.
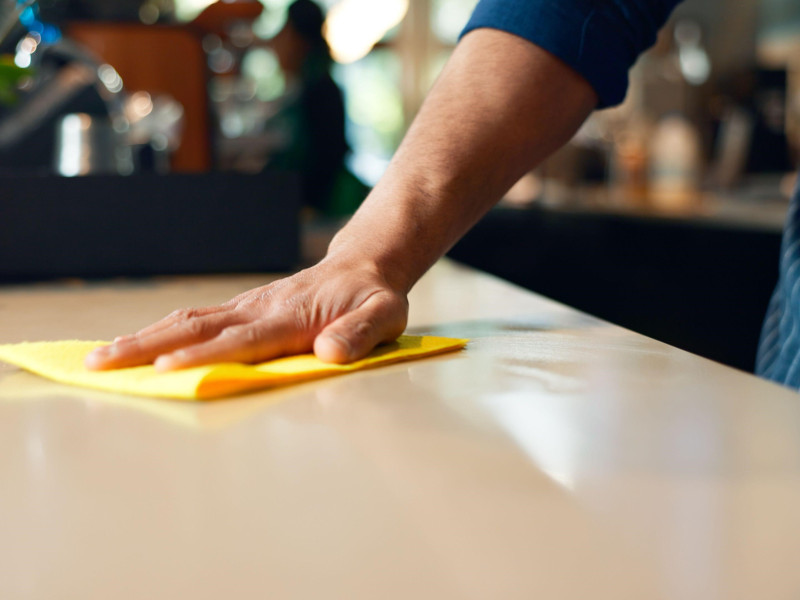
[448,206,782,373]
[0,171,300,281]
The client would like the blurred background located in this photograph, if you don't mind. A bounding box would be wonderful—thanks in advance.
[0,0,797,206]
[1,0,800,371]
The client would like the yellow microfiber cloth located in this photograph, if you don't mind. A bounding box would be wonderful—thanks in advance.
[0,335,467,400]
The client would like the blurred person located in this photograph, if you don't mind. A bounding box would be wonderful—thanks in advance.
[85,0,800,391]
[265,0,364,217]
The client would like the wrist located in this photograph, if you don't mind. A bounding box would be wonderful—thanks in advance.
[323,229,421,296]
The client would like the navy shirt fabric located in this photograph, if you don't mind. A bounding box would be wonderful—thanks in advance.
[461,0,681,108]
[756,179,800,388]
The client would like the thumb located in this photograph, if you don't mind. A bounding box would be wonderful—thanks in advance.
[314,293,407,363]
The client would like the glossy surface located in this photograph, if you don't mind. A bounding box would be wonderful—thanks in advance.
[1,261,800,599]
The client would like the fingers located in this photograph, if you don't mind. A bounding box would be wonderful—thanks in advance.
[154,292,407,370]
[152,319,307,371]
[84,271,410,372]
[128,305,230,340]
[85,310,239,370]
[314,293,407,363]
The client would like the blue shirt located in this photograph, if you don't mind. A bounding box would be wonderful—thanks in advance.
[756,179,800,388]
[462,0,681,107]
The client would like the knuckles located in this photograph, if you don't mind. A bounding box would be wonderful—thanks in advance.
[219,324,263,346]
[351,320,374,341]
[169,307,202,322]
[240,326,264,345]
[159,271,410,359]
[181,317,212,338]
[218,325,242,339]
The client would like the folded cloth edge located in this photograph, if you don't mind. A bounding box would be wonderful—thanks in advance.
[195,336,468,399]
[0,336,468,400]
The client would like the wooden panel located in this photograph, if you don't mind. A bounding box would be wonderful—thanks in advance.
[67,22,212,172]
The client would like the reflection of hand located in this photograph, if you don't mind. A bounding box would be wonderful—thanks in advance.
[85,257,408,371]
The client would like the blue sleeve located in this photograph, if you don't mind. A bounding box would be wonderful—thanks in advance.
[461,0,682,108]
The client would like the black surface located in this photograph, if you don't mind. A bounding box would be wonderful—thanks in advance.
[448,206,783,373]
[0,171,300,280]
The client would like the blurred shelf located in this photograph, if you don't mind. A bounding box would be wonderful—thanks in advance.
[0,171,300,281]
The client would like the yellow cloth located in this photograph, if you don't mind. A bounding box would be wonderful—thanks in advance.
[0,335,467,400]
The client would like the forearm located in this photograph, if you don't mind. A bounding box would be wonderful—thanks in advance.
[326,28,598,293]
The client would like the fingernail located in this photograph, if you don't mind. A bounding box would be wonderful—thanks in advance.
[154,355,174,372]
[114,335,132,343]
[85,345,112,368]
[89,344,113,358]
[154,351,185,372]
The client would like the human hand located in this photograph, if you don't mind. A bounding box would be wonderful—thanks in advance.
[84,256,408,371]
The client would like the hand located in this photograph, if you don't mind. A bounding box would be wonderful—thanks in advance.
[84,256,409,371]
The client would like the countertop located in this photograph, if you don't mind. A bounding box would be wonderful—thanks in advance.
[1,260,799,599]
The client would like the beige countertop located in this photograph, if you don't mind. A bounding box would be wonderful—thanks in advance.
[1,260,799,599]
